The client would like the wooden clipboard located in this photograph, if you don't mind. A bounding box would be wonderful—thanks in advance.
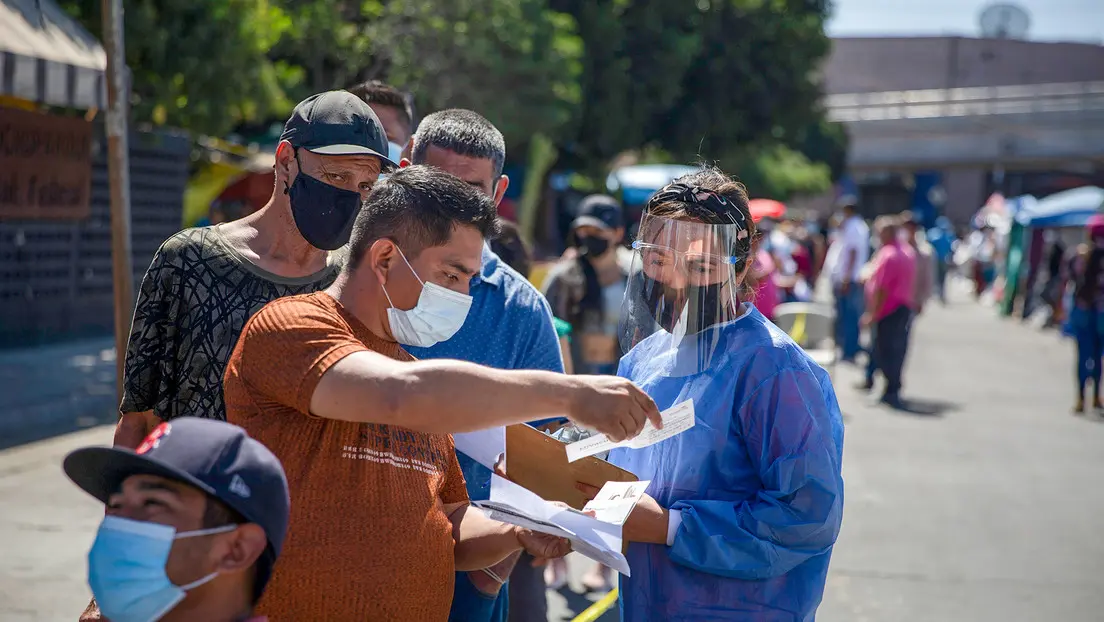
[504,424,637,511]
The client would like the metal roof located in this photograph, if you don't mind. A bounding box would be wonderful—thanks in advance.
[1,0,106,109]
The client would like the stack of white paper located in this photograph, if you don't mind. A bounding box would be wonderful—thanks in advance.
[473,475,642,576]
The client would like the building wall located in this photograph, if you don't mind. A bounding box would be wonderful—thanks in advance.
[0,126,190,348]
[823,37,1104,94]
[942,168,988,224]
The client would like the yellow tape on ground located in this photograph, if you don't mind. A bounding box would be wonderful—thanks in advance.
[788,313,807,345]
[571,588,619,622]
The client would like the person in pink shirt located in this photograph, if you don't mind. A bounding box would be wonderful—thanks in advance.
[750,248,780,320]
[860,216,917,408]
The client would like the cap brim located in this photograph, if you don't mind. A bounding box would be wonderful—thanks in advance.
[65,446,282,596]
[304,144,398,170]
[571,216,615,231]
[63,446,216,504]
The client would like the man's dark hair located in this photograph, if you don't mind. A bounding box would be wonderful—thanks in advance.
[203,496,266,605]
[411,109,506,177]
[348,165,500,270]
[346,80,414,131]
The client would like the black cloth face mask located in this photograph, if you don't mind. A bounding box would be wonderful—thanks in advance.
[286,151,363,250]
[637,274,730,335]
[578,236,611,258]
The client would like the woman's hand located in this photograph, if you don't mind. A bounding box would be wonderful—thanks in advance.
[620,493,671,545]
[575,482,670,545]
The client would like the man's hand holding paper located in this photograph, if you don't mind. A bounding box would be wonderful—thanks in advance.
[565,400,696,463]
[565,375,664,442]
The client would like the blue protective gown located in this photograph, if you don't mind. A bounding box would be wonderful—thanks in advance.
[608,304,844,621]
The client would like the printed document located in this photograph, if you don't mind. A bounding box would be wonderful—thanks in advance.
[565,400,695,463]
[473,475,631,575]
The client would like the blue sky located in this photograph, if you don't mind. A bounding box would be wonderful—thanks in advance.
[827,0,1104,43]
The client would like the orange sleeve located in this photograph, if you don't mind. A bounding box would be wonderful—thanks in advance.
[238,297,368,415]
[440,441,470,505]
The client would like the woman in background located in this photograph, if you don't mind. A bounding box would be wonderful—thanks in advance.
[543,194,631,376]
[1063,215,1104,413]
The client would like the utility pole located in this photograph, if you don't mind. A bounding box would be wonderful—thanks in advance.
[101,0,133,401]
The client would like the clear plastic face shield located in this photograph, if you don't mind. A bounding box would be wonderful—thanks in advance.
[619,184,752,375]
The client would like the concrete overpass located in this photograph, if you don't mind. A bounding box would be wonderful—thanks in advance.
[826,81,1104,171]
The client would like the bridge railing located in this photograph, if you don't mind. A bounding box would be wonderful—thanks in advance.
[825,81,1104,123]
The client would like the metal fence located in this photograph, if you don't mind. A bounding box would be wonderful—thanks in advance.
[0,125,190,348]
[826,81,1104,123]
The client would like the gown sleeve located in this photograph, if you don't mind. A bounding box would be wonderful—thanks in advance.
[668,367,844,580]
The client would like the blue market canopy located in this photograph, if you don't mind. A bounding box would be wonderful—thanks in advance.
[1015,186,1104,228]
[1,0,106,109]
[607,164,698,206]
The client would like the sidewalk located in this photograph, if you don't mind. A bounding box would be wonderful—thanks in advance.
[0,424,112,621]
[0,337,117,450]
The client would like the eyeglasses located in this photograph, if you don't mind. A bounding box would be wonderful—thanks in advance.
[632,241,738,277]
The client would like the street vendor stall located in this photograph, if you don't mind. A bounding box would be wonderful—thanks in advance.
[1000,187,1104,317]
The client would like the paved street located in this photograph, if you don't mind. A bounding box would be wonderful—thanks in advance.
[548,289,1103,621]
[819,292,1104,622]
[1,289,1101,621]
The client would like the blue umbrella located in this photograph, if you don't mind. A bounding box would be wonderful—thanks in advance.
[607,164,698,206]
[1015,186,1104,228]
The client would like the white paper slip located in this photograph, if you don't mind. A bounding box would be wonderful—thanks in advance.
[452,427,506,470]
[582,480,651,525]
[565,400,695,463]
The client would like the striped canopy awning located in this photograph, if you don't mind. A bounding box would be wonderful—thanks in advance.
[1,0,106,109]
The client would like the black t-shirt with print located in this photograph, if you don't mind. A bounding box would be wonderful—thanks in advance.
[121,226,342,421]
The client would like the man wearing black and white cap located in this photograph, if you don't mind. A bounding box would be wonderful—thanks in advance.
[65,417,289,622]
[113,90,397,451]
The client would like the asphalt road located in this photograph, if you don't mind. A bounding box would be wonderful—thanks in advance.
[1,290,1100,621]
[547,290,1103,621]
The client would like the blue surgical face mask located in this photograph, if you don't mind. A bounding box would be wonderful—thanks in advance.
[388,141,404,163]
[88,515,237,622]
[377,142,404,183]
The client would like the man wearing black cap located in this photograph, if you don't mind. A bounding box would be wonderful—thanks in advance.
[113,90,397,452]
[65,417,289,622]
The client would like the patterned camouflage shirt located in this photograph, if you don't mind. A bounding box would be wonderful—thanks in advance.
[121,226,343,422]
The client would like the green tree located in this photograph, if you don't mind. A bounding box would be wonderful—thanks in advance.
[267,0,381,96]
[59,0,295,137]
[652,0,832,168]
[733,144,832,200]
[366,0,584,155]
[548,0,705,173]
[550,0,835,181]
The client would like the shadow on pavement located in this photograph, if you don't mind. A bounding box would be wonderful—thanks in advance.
[888,397,958,417]
[0,337,118,451]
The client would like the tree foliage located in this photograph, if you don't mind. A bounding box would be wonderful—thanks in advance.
[367,0,583,154]
[59,0,295,136]
[58,0,842,185]
[735,144,832,200]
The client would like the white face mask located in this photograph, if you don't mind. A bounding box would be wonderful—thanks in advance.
[381,246,473,348]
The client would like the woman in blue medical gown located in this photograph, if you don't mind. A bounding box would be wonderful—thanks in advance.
[605,167,844,621]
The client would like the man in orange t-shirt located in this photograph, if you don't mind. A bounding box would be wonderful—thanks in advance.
[223,166,662,620]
